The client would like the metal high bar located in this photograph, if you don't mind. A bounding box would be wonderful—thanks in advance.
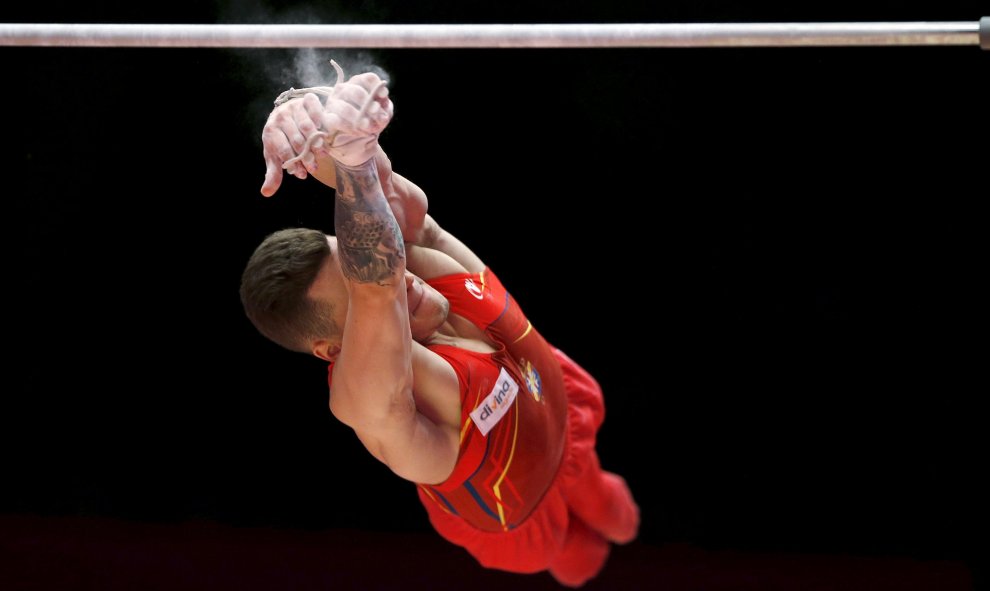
[1,21,988,49]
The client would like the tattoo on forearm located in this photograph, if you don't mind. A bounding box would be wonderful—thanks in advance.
[334,160,405,285]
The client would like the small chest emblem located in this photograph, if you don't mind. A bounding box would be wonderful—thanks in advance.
[520,358,543,402]
[464,278,484,300]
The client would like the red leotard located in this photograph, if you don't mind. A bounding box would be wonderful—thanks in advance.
[326,266,636,585]
[417,268,568,532]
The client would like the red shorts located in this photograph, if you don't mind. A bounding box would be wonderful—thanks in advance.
[416,347,609,574]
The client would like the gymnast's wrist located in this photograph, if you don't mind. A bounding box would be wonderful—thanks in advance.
[332,154,379,173]
[273,85,334,108]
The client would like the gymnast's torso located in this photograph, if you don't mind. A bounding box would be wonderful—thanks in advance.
[415,267,569,532]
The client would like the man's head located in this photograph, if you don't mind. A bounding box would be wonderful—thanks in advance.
[240,228,342,356]
[241,227,451,361]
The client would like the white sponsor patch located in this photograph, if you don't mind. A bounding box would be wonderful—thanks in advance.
[470,367,519,436]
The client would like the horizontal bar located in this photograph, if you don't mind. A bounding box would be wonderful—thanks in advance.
[0,22,983,48]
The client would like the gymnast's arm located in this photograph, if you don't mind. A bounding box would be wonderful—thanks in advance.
[260,92,485,275]
[329,156,459,485]
[327,86,464,485]
[260,82,460,484]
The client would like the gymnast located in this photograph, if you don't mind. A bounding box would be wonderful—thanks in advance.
[240,64,639,587]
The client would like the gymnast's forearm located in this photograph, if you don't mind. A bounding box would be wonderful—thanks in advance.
[333,158,406,287]
[330,157,415,426]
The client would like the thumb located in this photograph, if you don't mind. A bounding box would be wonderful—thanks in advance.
[261,157,283,197]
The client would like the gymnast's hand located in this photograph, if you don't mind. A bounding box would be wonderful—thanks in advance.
[321,72,393,167]
[260,69,392,196]
[260,92,327,197]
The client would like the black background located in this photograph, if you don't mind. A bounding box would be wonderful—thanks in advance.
[1,1,987,589]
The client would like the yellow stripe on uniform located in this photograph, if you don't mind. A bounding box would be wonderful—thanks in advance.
[419,485,452,515]
[459,417,473,444]
[512,321,533,344]
[491,397,520,530]
[461,386,485,443]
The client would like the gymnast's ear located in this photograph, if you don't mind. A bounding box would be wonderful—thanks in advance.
[312,340,341,362]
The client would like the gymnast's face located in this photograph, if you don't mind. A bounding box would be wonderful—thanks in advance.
[307,236,449,360]
[404,270,450,342]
